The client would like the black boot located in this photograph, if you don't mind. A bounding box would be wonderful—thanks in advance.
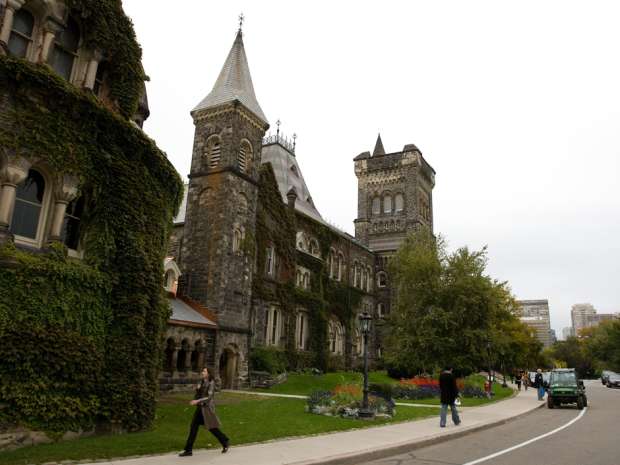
[179,450,193,457]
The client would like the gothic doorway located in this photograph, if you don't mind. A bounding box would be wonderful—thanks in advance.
[218,348,238,389]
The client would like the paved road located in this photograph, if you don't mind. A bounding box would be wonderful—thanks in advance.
[360,381,619,465]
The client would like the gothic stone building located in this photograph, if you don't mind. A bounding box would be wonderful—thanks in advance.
[162,29,436,389]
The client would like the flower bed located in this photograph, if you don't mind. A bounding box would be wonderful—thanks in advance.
[392,376,487,400]
[306,384,395,419]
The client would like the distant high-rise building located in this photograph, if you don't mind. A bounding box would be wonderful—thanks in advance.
[571,303,596,334]
[516,300,553,348]
[587,313,618,328]
[561,326,575,340]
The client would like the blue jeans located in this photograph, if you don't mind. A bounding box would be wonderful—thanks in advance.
[538,386,545,400]
[440,403,460,427]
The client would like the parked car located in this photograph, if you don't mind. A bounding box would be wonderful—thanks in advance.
[547,368,587,410]
[606,373,620,388]
[601,370,615,386]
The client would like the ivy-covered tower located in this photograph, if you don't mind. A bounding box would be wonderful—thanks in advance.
[179,28,269,388]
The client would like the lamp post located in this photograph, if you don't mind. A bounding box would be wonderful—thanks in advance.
[358,312,373,418]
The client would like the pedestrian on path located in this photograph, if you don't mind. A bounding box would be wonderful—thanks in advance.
[515,371,522,391]
[179,367,230,457]
[439,366,461,428]
[522,371,529,390]
[534,368,545,401]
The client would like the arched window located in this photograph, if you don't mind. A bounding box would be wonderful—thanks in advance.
[206,136,221,169]
[10,169,46,242]
[177,339,190,371]
[303,272,310,290]
[337,252,344,281]
[296,269,302,287]
[232,227,243,252]
[265,245,276,277]
[329,248,336,278]
[395,194,404,213]
[49,17,80,80]
[296,231,307,251]
[296,311,309,350]
[328,320,344,355]
[383,194,392,214]
[309,239,320,257]
[366,266,372,292]
[377,303,385,317]
[353,261,360,287]
[371,196,381,216]
[377,271,388,288]
[7,8,34,58]
[266,306,281,346]
[238,140,253,172]
[355,327,365,356]
[237,192,248,214]
[61,195,84,250]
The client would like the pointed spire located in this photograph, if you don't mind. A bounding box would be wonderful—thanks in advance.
[373,133,386,156]
[192,26,268,124]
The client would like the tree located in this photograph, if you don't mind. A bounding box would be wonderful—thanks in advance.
[585,320,620,372]
[384,230,536,376]
[548,337,595,378]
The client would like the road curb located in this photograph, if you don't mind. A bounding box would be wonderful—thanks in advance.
[292,401,546,465]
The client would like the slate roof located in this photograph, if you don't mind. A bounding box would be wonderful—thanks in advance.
[261,141,324,223]
[192,30,268,125]
[168,297,216,327]
[373,134,386,156]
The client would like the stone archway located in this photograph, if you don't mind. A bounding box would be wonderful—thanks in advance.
[218,346,239,389]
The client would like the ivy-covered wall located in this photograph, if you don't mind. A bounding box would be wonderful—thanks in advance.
[0,48,183,434]
[252,163,374,372]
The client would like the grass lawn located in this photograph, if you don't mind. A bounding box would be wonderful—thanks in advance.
[0,392,437,465]
[252,371,395,396]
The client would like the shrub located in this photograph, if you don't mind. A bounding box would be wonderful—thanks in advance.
[369,383,394,400]
[249,346,288,374]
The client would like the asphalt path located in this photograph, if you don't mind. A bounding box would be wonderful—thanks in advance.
[360,381,619,465]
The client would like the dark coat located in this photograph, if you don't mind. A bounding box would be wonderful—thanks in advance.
[195,378,221,429]
[534,372,543,388]
[439,370,459,404]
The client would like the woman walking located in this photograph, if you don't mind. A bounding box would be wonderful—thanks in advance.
[179,367,230,457]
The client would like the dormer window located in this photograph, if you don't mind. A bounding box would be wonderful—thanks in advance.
[7,9,34,59]
[49,17,80,81]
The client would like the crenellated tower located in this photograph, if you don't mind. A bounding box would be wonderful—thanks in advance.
[179,28,269,388]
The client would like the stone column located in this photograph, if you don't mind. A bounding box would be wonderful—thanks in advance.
[82,50,102,90]
[48,174,79,242]
[184,347,192,372]
[170,345,179,373]
[38,18,62,64]
[0,155,31,243]
[0,0,25,51]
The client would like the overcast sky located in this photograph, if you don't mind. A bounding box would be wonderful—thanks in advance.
[123,1,619,335]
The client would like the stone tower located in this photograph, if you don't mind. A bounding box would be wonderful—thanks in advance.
[354,134,435,253]
[179,29,269,388]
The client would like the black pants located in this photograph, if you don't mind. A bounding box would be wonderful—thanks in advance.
[184,408,229,452]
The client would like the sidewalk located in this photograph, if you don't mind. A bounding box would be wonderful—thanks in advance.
[84,385,541,465]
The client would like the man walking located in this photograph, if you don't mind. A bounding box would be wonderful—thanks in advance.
[534,368,545,401]
[439,367,461,427]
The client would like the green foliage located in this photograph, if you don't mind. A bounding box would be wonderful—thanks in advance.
[547,336,596,378]
[0,326,102,433]
[385,229,534,374]
[585,320,620,372]
[0,54,183,434]
[67,0,146,117]
[254,164,365,372]
[249,346,288,374]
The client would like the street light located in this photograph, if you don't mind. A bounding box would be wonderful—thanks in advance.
[358,312,373,418]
